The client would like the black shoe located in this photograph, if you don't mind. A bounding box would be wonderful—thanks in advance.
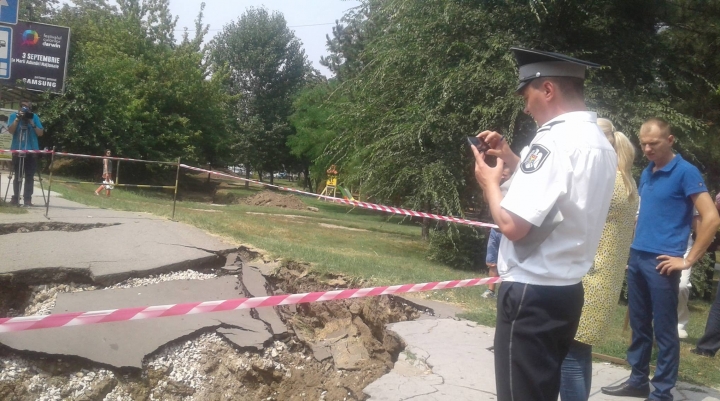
[691,348,715,357]
[10,196,19,206]
[601,381,650,398]
[23,199,33,207]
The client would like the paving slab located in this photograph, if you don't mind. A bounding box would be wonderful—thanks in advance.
[241,264,288,337]
[0,277,273,369]
[364,319,720,401]
[0,182,235,284]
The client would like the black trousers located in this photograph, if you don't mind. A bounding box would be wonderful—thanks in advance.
[12,154,37,201]
[494,281,584,401]
[696,283,720,355]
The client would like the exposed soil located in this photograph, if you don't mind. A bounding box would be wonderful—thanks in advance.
[243,191,309,211]
[0,222,119,236]
[0,260,416,401]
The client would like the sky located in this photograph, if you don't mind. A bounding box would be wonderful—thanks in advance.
[167,0,361,76]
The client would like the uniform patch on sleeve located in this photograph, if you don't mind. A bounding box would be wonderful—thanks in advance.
[520,144,551,174]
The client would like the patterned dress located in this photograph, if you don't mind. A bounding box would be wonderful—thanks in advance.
[575,171,638,345]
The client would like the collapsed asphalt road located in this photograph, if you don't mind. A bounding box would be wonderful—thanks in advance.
[1,186,719,400]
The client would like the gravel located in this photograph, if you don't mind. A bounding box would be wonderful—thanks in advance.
[22,270,218,316]
[0,331,297,400]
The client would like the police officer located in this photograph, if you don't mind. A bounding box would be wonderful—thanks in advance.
[471,47,617,401]
[7,101,44,206]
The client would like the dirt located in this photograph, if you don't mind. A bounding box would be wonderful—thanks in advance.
[243,191,309,211]
[0,261,417,401]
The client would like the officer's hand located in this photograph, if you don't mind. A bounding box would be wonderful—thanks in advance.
[656,255,687,275]
[476,131,520,171]
[472,143,503,190]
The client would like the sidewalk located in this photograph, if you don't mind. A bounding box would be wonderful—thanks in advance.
[364,318,720,401]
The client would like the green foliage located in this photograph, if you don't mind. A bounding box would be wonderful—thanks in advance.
[37,1,233,168]
[209,7,316,176]
[323,0,720,225]
[288,82,342,189]
[690,253,715,299]
[427,224,486,270]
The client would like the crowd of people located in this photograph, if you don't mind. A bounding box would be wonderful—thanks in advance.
[473,47,720,401]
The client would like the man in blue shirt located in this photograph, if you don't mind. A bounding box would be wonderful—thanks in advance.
[602,118,720,401]
[7,101,44,206]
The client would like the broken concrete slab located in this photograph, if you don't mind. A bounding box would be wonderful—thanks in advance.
[364,319,720,401]
[391,295,464,320]
[366,319,496,400]
[330,337,370,370]
[0,195,236,285]
[241,265,288,338]
[217,327,270,351]
[222,252,242,273]
[246,262,279,278]
[0,277,272,369]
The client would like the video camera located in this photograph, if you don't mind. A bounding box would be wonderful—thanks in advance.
[18,106,34,122]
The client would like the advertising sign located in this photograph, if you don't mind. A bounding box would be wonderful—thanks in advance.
[0,0,19,25]
[9,20,70,93]
[0,25,10,79]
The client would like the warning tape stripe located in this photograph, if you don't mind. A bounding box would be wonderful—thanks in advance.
[0,277,501,333]
[0,149,176,165]
[2,149,495,229]
[180,164,498,229]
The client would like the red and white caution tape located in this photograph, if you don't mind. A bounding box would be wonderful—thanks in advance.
[0,149,51,154]
[180,164,498,229]
[0,149,176,165]
[0,277,501,333]
[0,149,496,228]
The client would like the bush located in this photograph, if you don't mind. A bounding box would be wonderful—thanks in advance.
[427,224,487,270]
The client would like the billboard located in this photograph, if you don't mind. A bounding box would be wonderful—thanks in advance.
[8,20,70,93]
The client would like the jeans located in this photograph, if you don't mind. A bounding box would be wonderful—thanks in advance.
[11,154,36,201]
[627,249,680,401]
[485,228,502,265]
[560,340,593,401]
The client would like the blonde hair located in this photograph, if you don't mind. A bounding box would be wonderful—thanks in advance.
[598,118,638,200]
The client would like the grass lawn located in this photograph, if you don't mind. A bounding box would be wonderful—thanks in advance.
[46,173,720,388]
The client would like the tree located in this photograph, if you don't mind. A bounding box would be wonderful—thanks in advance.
[326,0,719,241]
[19,0,60,22]
[209,7,314,184]
[288,81,340,191]
[39,1,233,171]
[320,3,374,82]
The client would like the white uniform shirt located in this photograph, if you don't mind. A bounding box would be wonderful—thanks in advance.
[497,111,617,286]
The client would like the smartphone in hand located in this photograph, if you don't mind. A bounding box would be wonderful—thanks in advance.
[467,136,490,153]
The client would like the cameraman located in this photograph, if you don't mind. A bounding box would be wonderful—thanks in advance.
[7,101,44,206]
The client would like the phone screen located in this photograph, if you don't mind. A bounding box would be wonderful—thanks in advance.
[467,136,489,152]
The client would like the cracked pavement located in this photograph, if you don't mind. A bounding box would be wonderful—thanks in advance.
[364,319,720,400]
[0,184,235,284]
[0,184,287,369]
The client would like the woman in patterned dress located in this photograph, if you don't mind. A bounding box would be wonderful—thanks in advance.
[559,118,639,401]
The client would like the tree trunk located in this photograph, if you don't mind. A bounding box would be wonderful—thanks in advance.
[421,201,431,241]
[244,167,250,189]
[270,171,274,185]
[304,167,312,192]
[258,170,264,182]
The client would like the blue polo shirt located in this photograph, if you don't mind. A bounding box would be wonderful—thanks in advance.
[631,154,707,256]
